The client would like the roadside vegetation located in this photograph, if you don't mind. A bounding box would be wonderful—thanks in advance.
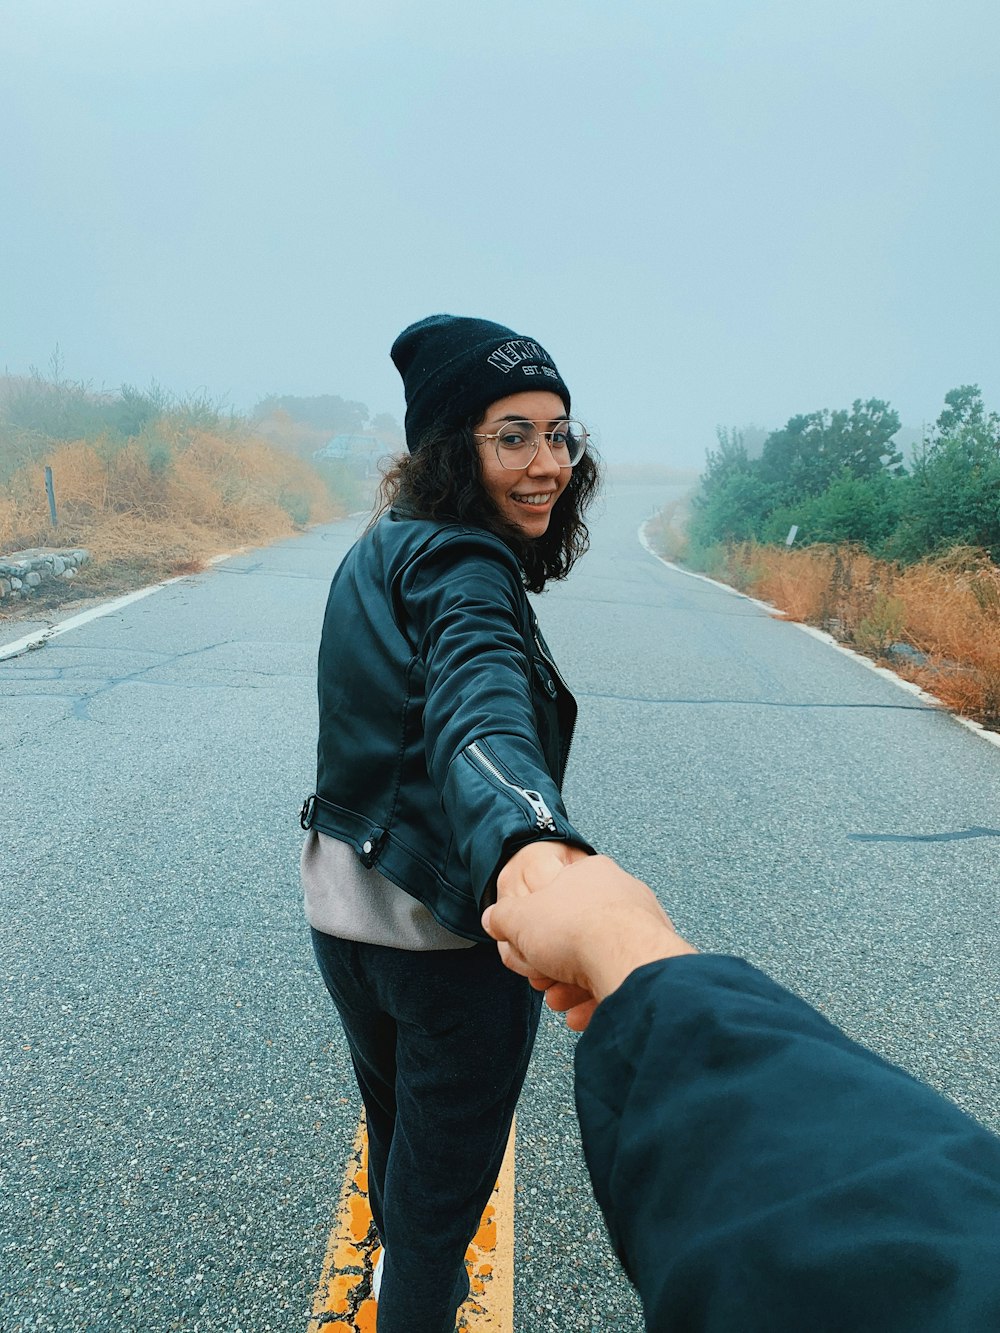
[0,360,395,615]
[647,385,1000,729]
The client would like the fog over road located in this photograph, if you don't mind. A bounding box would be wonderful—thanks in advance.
[2,481,998,1332]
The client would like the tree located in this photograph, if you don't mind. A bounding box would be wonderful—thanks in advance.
[254,393,370,435]
[829,399,904,481]
[758,400,903,504]
[700,426,750,496]
[370,412,403,446]
[935,384,985,435]
[688,468,777,547]
[756,411,828,501]
[687,426,777,545]
[889,386,1000,559]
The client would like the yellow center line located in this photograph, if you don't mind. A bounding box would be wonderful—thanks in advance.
[307,1113,515,1332]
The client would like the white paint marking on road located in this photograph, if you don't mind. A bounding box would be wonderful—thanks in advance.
[638,522,1000,752]
[0,552,238,663]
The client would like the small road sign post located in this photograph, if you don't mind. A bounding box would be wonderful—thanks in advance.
[44,466,58,528]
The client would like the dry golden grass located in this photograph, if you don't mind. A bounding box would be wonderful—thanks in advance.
[696,541,1000,729]
[893,553,1000,723]
[0,426,343,605]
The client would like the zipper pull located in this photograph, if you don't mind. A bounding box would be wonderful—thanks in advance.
[523,791,557,832]
[467,742,558,832]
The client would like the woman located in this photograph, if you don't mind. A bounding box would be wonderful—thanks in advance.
[300,314,599,1332]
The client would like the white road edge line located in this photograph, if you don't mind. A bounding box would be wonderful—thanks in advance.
[0,552,237,663]
[638,520,1000,752]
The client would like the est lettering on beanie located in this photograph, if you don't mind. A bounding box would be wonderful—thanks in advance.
[390,314,571,453]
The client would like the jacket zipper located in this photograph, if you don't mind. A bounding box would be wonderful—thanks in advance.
[533,627,571,694]
[467,741,557,832]
[533,625,576,773]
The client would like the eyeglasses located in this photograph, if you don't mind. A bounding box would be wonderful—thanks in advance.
[473,419,589,470]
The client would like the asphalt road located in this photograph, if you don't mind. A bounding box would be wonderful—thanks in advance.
[2,480,998,1332]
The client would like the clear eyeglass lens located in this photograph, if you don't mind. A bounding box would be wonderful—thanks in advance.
[493,420,588,469]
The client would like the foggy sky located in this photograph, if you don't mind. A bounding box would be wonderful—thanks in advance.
[3,0,999,466]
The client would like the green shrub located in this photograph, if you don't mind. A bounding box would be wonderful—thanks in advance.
[3,372,110,442]
[761,471,902,549]
[278,488,313,527]
[889,431,1000,561]
[688,470,777,547]
[683,387,998,568]
[854,593,907,657]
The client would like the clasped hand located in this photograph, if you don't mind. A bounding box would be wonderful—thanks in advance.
[486,851,696,1032]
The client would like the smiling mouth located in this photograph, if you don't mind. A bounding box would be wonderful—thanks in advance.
[511,493,555,507]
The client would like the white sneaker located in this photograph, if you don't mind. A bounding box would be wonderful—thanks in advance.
[372,1248,385,1301]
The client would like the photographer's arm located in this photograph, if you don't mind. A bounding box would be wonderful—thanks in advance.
[484,859,1000,1331]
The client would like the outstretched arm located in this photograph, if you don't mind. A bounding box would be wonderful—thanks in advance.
[484,858,1000,1330]
[398,530,593,904]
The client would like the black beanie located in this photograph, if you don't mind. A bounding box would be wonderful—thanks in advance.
[390,314,571,453]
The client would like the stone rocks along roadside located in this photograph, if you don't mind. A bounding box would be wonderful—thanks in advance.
[0,547,90,601]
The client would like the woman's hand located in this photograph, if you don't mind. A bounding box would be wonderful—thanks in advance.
[495,840,590,901]
[493,841,593,1001]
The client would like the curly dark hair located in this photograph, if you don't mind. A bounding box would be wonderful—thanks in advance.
[372,414,601,593]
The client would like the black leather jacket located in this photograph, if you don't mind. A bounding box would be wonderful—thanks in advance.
[300,508,592,940]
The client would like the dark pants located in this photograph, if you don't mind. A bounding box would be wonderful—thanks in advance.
[311,929,543,1333]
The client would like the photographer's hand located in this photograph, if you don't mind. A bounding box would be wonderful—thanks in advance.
[483,856,696,1031]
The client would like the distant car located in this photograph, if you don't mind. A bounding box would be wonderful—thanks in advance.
[312,434,388,478]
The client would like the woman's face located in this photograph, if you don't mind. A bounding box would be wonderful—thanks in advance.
[474,390,572,538]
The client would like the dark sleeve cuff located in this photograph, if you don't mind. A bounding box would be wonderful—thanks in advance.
[574,955,1000,1331]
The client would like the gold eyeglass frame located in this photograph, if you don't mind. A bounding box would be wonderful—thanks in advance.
[473,418,589,470]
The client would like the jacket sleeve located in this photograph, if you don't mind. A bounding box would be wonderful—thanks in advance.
[575,955,1000,1332]
[394,528,593,900]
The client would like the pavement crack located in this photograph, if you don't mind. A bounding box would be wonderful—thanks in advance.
[38,639,237,719]
[848,827,1000,844]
